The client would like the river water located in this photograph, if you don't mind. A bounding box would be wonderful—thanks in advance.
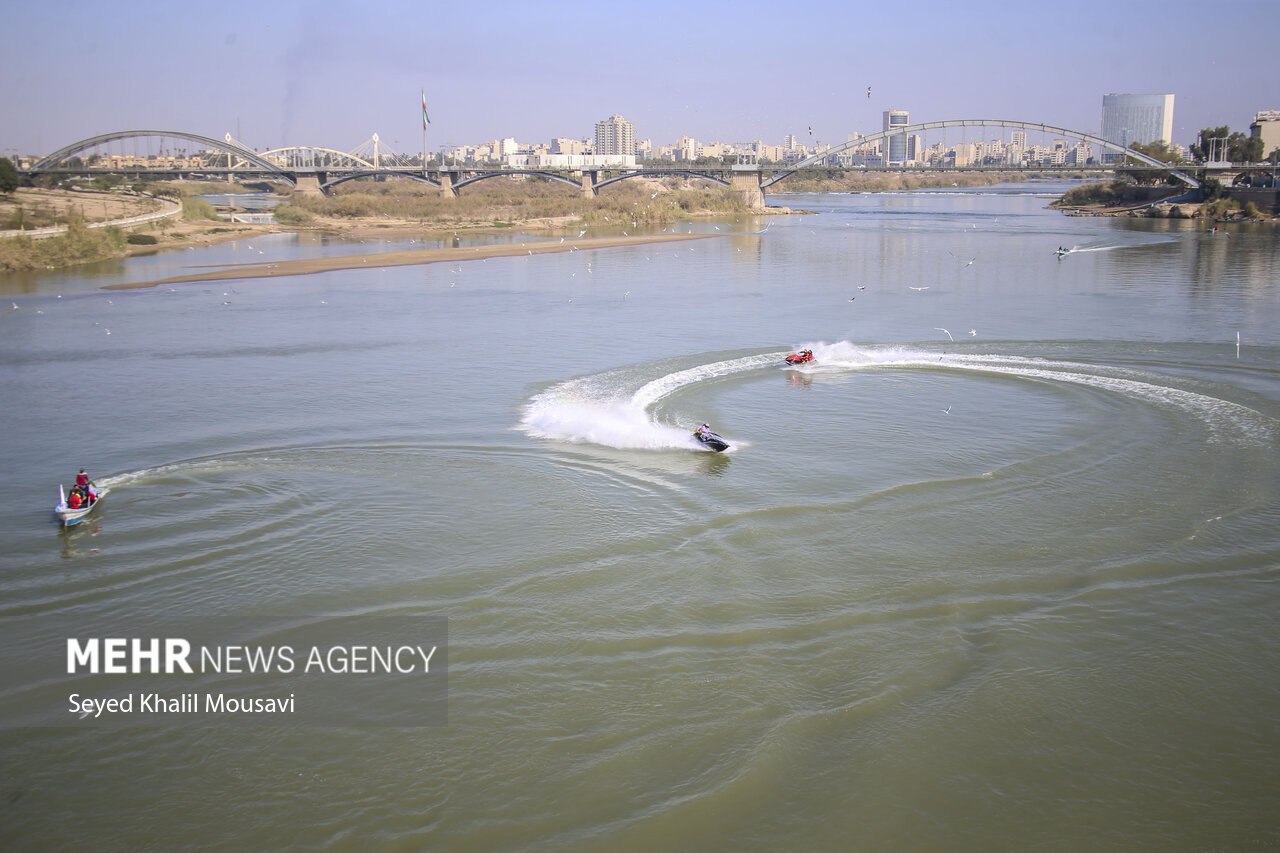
[1,184,1278,851]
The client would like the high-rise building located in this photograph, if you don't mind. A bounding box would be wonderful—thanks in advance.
[1100,93,1174,161]
[883,110,909,164]
[594,114,636,156]
[1250,110,1280,158]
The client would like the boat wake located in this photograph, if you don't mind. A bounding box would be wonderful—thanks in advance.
[519,353,779,451]
[521,341,1275,452]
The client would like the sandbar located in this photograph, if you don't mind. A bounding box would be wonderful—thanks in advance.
[104,232,721,290]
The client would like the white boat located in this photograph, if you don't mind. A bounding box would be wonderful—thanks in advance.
[55,483,104,526]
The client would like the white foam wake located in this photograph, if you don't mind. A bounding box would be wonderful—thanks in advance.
[521,352,780,451]
[520,342,1276,452]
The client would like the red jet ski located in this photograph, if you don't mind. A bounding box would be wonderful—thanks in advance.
[785,349,815,365]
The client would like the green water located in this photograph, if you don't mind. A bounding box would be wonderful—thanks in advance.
[1,185,1278,851]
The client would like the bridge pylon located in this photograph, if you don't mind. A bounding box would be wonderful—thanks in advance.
[730,171,765,210]
[294,174,324,196]
[581,171,597,199]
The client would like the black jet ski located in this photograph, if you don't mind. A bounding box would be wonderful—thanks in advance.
[693,428,730,452]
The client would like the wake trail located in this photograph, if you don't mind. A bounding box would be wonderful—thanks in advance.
[520,341,1275,452]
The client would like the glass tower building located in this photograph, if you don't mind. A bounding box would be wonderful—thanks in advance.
[883,110,909,164]
[1100,94,1174,161]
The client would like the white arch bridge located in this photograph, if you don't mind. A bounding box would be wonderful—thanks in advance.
[25,120,1220,206]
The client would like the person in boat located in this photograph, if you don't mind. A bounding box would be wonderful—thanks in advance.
[67,489,83,509]
[75,469,98,502]
[695,423,712,438]
[802,349,813,360]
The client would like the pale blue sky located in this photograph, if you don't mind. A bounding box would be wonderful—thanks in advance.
[3,0,1275,157]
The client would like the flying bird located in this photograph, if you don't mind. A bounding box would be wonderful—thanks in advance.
[909,286,929,291]
[867,86,872,99]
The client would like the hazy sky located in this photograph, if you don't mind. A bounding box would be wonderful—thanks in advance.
[3,0,1275,157]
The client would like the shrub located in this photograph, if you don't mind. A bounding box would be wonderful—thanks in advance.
[182,197,218,221]
[126,233,158,245]
[273,204,314,225]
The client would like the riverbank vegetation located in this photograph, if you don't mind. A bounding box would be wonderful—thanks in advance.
[281,176,752,230]
[0,220,127,272]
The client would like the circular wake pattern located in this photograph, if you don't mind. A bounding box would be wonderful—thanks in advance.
[520,341,1275,452]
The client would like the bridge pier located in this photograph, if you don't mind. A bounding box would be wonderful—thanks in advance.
[294,174,324,197]
[439,172,456,199]
[729,171,765,210]
[581,171,597,199]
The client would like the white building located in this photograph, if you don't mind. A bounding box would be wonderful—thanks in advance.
[594,114,636,156]
[1250,110,1280,159]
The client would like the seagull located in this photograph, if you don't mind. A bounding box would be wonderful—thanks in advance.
[858,286,866,291]
[968,329,976,336]
[942,405,951,415]
[909,286,929,291]
[559,237,565,243]
[848,297,856,302]
[934,328,954,341]
[964,258,975,266]
[578,229,587,238]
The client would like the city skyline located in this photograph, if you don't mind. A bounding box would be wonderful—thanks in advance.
[2,0,1276,158]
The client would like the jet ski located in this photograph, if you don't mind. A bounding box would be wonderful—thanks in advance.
[692,427,730,452]
[1054,247,1073,257]
[785,349,815,365]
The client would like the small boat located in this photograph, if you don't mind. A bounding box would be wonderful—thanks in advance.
[785,349,815,365]
[55,483,103,527]
[1054,247,1073,257]
[693,428,730,452]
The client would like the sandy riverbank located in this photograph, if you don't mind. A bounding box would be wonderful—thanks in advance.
[105,231,726,290]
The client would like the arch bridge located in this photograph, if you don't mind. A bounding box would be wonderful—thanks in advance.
[22,120,1213,208]
[764,119,1200,190]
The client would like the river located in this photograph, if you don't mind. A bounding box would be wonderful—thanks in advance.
[1,183,1278,851]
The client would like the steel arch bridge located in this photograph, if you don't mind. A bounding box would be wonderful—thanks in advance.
[251,146,373,172]
[594,169,730,191]
[28,130,295,183]
[321,170,441,192]
[764,119,1200,189]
